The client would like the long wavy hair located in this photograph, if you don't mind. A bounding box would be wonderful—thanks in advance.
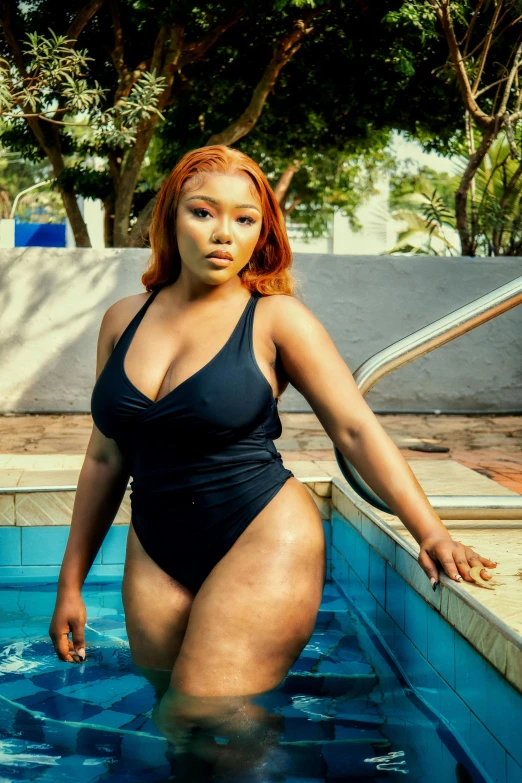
[141,145,297,297]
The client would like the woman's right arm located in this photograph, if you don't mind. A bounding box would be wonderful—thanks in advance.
[49,302,130,663]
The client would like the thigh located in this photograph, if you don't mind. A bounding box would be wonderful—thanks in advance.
[122,520,194,671]
[170,477,326,697]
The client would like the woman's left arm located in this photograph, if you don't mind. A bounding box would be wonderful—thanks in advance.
[271,295,497,588]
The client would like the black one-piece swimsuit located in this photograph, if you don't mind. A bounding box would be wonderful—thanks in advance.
[90,287,294,593]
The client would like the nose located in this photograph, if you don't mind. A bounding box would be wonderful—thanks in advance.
[211,219,232,244]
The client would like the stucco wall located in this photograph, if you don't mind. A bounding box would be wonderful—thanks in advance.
[0,247,520,414]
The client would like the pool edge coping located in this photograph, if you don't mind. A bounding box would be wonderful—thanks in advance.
[329,476,522,696]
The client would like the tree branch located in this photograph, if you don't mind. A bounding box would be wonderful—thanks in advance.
[281,196,301,218]
[428,0,492,128]
[461,0,486,55]
[471,0,503,94]
[499,41,522,116]
[127,192,158,247]
[178,8,245,69]
[273,162,300,204]
[65,0,106,45]
[206,4,332,147]
[109,0,126,80]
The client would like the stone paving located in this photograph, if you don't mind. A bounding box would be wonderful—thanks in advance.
[0,411,521,492]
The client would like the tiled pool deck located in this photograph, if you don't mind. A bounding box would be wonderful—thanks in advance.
[0,412,521,691]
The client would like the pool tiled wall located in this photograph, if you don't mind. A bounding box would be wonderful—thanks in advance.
[0,525,126,578]
[329,502,522,783]
[0,520,332,580]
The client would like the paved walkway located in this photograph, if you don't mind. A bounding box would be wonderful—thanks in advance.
[0,411,521,492]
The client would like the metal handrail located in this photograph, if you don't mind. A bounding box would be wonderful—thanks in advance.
[334,274,522,519]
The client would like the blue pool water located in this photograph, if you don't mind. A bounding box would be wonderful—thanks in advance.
[0,577,486,782]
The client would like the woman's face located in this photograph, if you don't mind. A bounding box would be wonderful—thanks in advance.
[175,172,263,285]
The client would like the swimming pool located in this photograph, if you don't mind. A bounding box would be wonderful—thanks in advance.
[0,571,491,781]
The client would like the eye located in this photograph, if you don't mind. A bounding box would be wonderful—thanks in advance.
[237,216,257,225]
[191,208,212,218]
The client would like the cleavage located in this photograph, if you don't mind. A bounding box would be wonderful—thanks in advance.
[123,295,250,404]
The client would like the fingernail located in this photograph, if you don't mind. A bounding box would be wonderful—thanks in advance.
[456,575,463,581]
[77,648,85,661]
[430,577,438,590]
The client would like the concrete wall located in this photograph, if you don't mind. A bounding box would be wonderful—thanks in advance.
[0,247,520,415]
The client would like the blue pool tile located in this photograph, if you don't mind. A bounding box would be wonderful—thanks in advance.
[56,673,145,707]
[322,520,331,549]
[393,625,439,713]
[32,665,110,692]
[140,716,162,735]
[357,583,377,628]
[21,527,101,566]
[118,713,151,731]
[31,693,103,721]
[351,535,370,587]
[375,603,395,651]
[101,525,129,564]
[369,547,386,608]
[404,584,428,657]
[307,630,342,656]
[111,684,155,714]
[0,528,21,565]
[507,753,522,783]
[468,711,507,783]
[34,755,111,783]
[0,678,47,700]
[385,564,405,630]
[454,632,488,718]
[426,605,455,688]
[84,708,137,728]
[315,657,373,675]
[333,554,349,593]
[367,523,396,566]
[290,656,318,674]
[439,678,471,749]
[320,579,347,610]
[482,660,522,767]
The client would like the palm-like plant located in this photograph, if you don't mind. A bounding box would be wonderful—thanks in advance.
[387,189,459,255]
[456,133,522,256]
[380,132,522,256]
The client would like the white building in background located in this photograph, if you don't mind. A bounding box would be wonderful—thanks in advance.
[287,177,396,256]
[287,132,461,256]
[65,197,105,249]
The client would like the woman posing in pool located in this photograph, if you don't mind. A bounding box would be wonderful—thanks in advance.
[49,144,495,779]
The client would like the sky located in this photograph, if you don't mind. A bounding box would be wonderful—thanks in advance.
[388,131,461,175]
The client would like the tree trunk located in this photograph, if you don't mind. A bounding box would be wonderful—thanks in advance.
[455,125,495,255]
[41,136,92,247]
[127,193,157,247]
[273,164,299,205]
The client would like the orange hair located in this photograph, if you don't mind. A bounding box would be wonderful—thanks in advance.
[141,144,296,297]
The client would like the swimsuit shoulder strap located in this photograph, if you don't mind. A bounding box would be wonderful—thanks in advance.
[113,288,160,352]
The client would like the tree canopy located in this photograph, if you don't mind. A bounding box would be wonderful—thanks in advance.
[0,0,470,247]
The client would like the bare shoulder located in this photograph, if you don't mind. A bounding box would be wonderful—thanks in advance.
[96,292,151,376]
[99,291,151,351]
[104,292,151,335]
[259,293,330,345]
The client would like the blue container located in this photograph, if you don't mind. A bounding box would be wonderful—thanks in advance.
[15,221,66,247]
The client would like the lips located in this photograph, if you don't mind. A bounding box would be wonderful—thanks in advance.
[206,251,233,260]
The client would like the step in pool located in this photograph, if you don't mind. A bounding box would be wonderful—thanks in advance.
[0,577,485,782]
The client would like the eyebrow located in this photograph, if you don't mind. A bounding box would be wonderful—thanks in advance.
[185,195,261,213]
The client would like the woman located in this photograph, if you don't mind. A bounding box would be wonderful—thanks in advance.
[49,144,495,778]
